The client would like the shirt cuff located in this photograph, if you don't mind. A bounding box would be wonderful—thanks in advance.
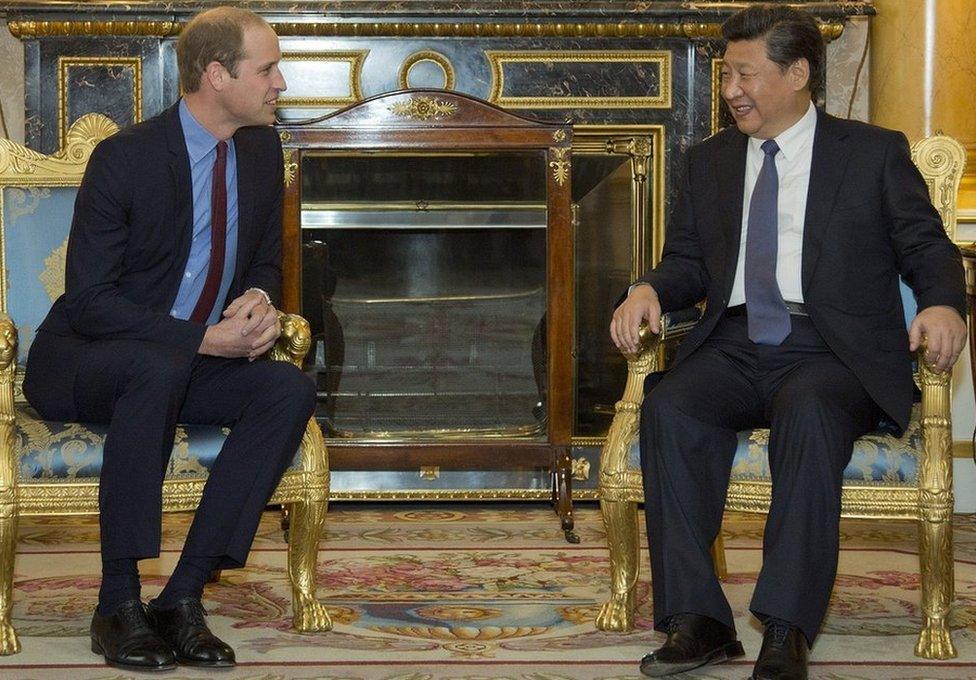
[246,287,273,306]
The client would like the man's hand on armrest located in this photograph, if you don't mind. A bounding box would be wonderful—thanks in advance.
[200,290,281,360]
[908,304,967,374]
[610,282,662,354]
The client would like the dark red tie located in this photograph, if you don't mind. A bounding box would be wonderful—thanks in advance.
[190,140,228,324]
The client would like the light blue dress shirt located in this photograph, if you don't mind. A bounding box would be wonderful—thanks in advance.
[170,99,240,325]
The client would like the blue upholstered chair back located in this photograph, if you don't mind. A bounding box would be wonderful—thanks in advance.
[2,186,77,367]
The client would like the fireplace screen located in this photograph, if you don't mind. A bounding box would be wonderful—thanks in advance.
[300,152,548,440]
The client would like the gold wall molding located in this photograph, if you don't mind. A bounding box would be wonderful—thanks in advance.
[8,20,848,40]
[57,57,140,151]
[398,50,456,91]
[487,50,672,110]
[277,50,367,108]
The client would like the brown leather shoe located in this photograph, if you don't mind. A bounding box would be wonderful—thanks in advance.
[639,612,744,677]
[147,597,235,667]
[90,599,176,671]
[750,619,809,680]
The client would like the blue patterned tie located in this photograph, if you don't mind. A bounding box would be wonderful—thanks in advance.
[745,139,791,345]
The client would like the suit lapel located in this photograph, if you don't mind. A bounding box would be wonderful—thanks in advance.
[233,131,255,292]
[164,104,194,288]
[802,110,851,293]
[715,130,748,300]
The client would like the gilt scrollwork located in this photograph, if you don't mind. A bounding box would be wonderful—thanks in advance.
[388,96,458,121]
[911,135,967,241]
[549,147,571,187]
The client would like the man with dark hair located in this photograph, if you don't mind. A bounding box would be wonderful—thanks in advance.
[24,6,309,672]
[611,5,966,679]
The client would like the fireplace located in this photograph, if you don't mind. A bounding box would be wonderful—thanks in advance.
[299,152,549,439]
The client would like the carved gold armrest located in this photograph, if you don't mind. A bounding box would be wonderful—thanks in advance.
[914,338,954,516]
[269,313,312,367]
[600,309,701,478]
[0,314,16,422]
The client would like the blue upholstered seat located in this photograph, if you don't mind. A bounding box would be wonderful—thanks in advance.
[626,403,921,485]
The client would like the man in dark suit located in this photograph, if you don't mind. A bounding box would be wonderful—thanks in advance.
[610,6,966,680]
[23,7,311,671]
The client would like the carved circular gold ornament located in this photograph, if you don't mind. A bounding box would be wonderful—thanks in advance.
[398,50,456,91]
[414,605,503,621]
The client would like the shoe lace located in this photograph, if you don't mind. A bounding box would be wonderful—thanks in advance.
[180,600,208,627]
[765,619,793,645]
[116,602,152,633]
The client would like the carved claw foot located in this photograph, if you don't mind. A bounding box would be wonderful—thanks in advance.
[292,591,333,633]
[0,620,21,655]
[595,591,635,632]
[915,616,956,659]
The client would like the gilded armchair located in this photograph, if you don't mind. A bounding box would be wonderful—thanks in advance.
[0,114,332,655]
[595,134,967,660]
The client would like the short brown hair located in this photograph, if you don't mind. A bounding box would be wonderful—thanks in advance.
[176,7,268,94]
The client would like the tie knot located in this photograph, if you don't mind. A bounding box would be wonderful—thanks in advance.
[761,139,779,157]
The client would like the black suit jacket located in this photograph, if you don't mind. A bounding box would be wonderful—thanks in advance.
[639,109,966,431]
[36,102,284,359]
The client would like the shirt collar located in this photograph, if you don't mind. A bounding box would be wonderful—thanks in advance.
[179,98,225,165]
[749,100,817,161]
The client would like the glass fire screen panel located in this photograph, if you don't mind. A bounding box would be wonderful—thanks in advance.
[300,152,548,440]
[573,154,642,437]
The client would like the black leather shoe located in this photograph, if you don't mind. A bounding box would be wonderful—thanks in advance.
[639,612,744,677]
[750,619,809,680]
[90,599,176,671]
[148,597,235,667]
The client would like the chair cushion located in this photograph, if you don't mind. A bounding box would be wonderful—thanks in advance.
[16,405,302,482]
[626,404,921,486]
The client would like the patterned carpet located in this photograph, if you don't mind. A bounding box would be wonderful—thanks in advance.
[0,504,974,679]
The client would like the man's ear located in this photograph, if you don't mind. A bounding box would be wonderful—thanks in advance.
[789,57,811,93]
[204,61,228,92]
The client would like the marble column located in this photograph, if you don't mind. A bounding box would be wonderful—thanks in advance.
[870,0,976,218]
[0,22,24,144]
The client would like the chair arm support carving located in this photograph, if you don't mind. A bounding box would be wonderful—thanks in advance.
[915,339,954,522]
[599,308,702,480]
[270,313,312,368]
[0,313,18,495]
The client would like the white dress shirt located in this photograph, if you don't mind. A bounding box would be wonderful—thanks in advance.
[728,101,817,307]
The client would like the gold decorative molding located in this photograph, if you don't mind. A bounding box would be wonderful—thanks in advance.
[57,57,141,151]
[911,134,967,242]
[327,488,600,502]
[6,19,850,40]
[388,96,459,120]
[548,147,571,186]
[571,457,591,481]
[711,58,725,136]
[398,50,456,91]
[277,50,367,108]
[487,50,672,110]
[574,124,665,275]
[282,148,298,189]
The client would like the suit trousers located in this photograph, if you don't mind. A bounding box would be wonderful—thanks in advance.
[24,332,316,567]
[639,313,880,645]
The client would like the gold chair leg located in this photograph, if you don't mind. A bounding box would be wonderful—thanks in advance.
[287,418,332,633]
[596,498,639,632]
[287,497,332,632]
[0,503,20,655]
[914,514,956,659]
[710,533,728,581]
